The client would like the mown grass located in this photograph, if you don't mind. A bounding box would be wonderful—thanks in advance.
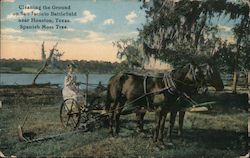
[0,93,248,157]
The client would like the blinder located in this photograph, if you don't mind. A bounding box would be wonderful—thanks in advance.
[186,63,208,94]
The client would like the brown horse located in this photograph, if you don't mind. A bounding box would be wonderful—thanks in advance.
[200,63,224,91]
[105,63,205,143]
[167,63,224,139]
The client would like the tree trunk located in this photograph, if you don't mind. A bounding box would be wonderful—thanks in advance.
[232,70,238,93]
[248,71,250,88]
[32,43,58,85]
[232,44,240,93]
[32,63,48,85]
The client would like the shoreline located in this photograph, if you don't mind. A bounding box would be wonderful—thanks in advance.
[0,71,114,75]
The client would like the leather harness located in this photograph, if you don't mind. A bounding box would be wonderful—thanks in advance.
[143,72,177,109]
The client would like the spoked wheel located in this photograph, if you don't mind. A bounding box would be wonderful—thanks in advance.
[60,98,81,129]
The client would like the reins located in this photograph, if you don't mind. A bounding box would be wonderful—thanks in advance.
[104,86,173,114]
[181,93,200,107]
[105,65,205,114]
[172,78,201,88]
[104,86,200,115]
[104,77,201,114]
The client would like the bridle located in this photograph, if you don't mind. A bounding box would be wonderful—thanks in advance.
[171,64,206,93]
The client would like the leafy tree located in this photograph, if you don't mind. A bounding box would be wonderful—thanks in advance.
[113,39,146,70]
[215,42,236,73]
[233,14,250,88]
[139,0,249,92]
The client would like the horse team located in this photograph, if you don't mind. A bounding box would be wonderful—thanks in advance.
[103,62,224,144]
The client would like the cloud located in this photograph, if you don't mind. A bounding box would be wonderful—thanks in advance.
[1,33,65,43]
[35,30,52,35]
[1,34,29,42]
[66,28,75,32]
[67,38,85,43]
[109,31,139,40]
[92,31,139,44]
[1,28,21,34]
[83,31,105,42]
[103,18,115,25]
[2,29,104,44]
[6,13,24,20]
[74,10,96,24]
[1,0,15,2]
[218,25,232,32]
[69,31,105,43]
[125,11,138,24]
[38,35,66,41]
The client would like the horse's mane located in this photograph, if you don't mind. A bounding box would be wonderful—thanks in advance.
[171,63,194,79]
[124,70,171,79]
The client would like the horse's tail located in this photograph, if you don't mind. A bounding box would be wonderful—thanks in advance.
[104,73,127,112]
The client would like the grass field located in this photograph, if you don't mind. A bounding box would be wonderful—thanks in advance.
[0,89,248,157]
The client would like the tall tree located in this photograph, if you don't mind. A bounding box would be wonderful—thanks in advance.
[139,0,249,92]
[32,42,64,85]
[232,12,250,90]
[113,39,146,70]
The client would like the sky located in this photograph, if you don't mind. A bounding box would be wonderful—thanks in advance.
[0,0,237,63]
[0,0,146,62]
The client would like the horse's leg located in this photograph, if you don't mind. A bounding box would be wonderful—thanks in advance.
[109,111,114,136]
[114,107,122,135]
[168,111,177,142]
[136,110,146,132]
[178,110,185,138]
[114,98,125,135]
[153,108,161,142]
[109,102,116,136]
[159,111,167,144]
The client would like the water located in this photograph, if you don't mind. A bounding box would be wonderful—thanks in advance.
[0,73,113,87]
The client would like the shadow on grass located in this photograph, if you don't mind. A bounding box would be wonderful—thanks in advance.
[171,128,247,153]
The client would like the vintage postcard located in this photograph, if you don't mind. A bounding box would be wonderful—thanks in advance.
[0,0,249,157]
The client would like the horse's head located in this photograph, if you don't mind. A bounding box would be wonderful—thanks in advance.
[183,63,205,84]
[172,63,206,95]
[199,63,224,91]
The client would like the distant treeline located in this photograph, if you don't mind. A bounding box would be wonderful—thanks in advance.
[0,59,128,74]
